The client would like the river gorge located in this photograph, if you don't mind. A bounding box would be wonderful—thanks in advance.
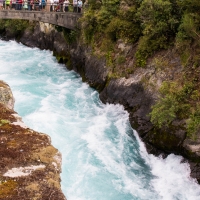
[1,37,200,199]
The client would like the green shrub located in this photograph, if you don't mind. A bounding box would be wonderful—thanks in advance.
[150,81,194,128]
[150,95,179,128]
[116,55,126,65]
[0,19,30,38]
[100,38,114,52]
[175,1,200,66]
[63,28,78,44]
[150,82,180,128]
[187,106,200,139]
[81,10,97,43]
[0,119,10,126]
[106,16,141,43]
[135,0,181,66]
[149,78,200,140]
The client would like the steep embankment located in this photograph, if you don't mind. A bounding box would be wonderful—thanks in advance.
[0,15,200,183]
[0,80,66,199]
[18,21,200,182]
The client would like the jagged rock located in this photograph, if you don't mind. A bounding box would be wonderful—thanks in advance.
[0,81,15,110]
[0,80,66,199]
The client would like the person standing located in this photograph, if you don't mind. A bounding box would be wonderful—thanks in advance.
[50,0,53,11]
[17,0,23,10]
[34,0,39,10]
[73,0,77,12]
[23,0,28,9]
[77,0,82,13]
[54,0,58,11]
[5,0,11,9]
[0,0,4,10]
[27,0,32,10]
[40,0,46,11]
[11,0,16,9]
[63,0,68,12]
[59,0,63,12]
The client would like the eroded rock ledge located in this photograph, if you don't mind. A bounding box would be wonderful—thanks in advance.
[0,80,66,199]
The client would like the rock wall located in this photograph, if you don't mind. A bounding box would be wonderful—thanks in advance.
[3,21,200,183]
[0,80,66,199]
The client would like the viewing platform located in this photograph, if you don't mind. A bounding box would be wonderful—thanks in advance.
[0,10,82,29]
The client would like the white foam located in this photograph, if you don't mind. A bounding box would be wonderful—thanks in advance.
[1,39,200,200]
[134,130,200,200]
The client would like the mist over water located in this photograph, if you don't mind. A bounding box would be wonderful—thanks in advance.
[0,40,200,200]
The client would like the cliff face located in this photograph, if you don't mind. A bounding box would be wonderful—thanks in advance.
[0,80,66,199]
[2,21,200,182]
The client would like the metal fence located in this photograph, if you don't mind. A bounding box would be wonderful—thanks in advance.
[0,2,87,13]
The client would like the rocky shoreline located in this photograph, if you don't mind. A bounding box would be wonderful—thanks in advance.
[0,80,66,199]
[1,20,200,183]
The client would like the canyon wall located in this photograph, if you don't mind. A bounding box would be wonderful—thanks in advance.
[2,20,200,183]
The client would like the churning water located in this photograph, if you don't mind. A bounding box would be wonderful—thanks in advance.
[0,40,200,200]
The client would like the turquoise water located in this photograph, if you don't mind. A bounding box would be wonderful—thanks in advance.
[0,40,200,200]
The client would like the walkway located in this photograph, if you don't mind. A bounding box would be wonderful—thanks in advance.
[0,10,82,29]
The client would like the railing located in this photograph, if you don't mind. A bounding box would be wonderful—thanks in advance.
[0,2,88,13]
[0,3,84,29]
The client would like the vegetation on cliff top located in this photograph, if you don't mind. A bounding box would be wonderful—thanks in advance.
[82,0,200,139]
[0,19,31,39]
[82,0,200,66]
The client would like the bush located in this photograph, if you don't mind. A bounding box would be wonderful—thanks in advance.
[150,79,200,139]
[0,19,30,38]
[81,10,98,43]
[175,1,200,66]
[187,106,200,139]
[150,81,193,128]
[105,17,140,42]
[63,28,78,44]
[150,82,180,128]
[135,0,181,66]
[150,95,179,128]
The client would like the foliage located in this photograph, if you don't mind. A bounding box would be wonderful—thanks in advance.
[81,0,143,71]
[55,26,78,44]
[80,1,200,140]
[81,0,200,67]
[135,0,181,66]
[0,19,30,38]
[175,0,200,66]
[116,55,126,65]
[150,94,179,128]
[150,82,181,128]
[150,80,200,138]
[150,82,194,126]
[0,119,10,126]
[82,0,188,66]
[63,28,78,44]
[187,106,200,139]
[80,9,97,43]
[106,5,141,43]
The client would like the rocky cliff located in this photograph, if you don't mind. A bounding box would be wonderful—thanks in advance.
[0,80,66,199]
[1,20,200,183]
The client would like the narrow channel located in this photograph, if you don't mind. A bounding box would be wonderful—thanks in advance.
[0,40,200,200]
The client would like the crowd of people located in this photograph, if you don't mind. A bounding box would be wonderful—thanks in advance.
[0,0,84,13]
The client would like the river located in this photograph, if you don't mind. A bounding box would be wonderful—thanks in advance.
[0,40,200,200]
